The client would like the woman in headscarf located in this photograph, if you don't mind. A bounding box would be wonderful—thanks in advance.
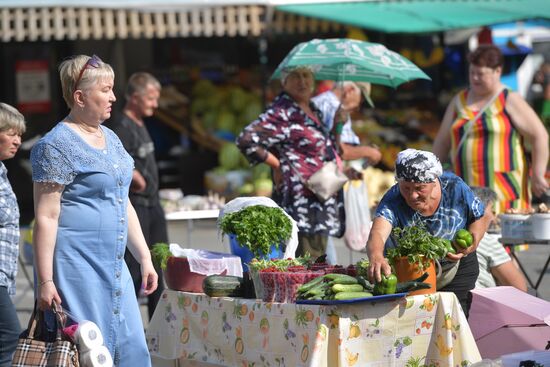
[366,149,490,317]
[236,67,346,260]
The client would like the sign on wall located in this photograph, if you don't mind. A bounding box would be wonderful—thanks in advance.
[16,60,51,114]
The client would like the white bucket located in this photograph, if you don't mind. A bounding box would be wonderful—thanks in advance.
[499,214,532,239]
[530,213,550,240]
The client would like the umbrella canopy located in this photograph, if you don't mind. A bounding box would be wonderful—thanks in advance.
[271,38,431,88]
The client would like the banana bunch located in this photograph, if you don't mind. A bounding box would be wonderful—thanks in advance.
[296,274,373,301]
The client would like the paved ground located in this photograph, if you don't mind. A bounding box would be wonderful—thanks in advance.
[14,218,550,330]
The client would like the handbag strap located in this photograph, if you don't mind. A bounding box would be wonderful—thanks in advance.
[26,300,68,341]
[455,88,503,154]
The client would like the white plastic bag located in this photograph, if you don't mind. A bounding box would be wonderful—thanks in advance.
[344,180,372,251]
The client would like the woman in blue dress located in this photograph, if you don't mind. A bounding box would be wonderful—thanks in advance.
[31,55,157,366]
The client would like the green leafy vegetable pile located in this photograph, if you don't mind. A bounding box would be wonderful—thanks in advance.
[219,205,292,259]
[387,225,449,272]
[151,242,172,270]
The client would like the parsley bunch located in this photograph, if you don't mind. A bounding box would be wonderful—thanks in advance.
[387,225,448,272]
[151,242,172,270]
[219,205,292,259]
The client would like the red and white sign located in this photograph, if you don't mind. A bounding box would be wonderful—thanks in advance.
[16,60,51,114]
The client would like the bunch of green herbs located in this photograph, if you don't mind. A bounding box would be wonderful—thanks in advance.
[387,224,448,272]
[219,205,292,259]
[151,242,172,270]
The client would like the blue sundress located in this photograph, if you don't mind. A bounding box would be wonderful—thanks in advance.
[31,122,151,366]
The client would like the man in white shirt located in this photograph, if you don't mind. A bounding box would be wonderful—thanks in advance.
[471,186,527,291]
[312,81,381,164]
[312,82,381,263]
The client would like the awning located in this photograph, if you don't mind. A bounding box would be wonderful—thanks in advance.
[276,0,550,34]
[0,5,266,41]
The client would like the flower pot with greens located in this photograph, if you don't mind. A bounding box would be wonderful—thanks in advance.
[386,225,450,294]
[219,205,293,271]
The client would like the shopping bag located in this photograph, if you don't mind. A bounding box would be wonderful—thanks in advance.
[12,301,80,367]
[344,180,372,251]
[305,160,348,202]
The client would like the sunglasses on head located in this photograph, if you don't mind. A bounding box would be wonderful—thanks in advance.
[74,54,102,90]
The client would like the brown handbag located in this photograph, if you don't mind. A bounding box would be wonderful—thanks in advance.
[12,301,79,367]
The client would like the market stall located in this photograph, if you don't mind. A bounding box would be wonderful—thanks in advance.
[146,290,481,366]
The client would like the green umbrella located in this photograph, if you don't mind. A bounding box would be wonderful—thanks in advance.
[271,38,431,88]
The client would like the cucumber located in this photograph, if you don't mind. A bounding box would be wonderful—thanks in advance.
[297,276,324,293]
[203,275,244,297]
[333,291,373,300]
[324,274,358,284]
[395,281,432,293]
[331,284,364,293]
[356,276,375,292]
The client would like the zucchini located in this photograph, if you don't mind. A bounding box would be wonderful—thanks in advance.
[331,284,364,293]
[203,275,244,297]
[412,272,429,283]
[333,291,373,300]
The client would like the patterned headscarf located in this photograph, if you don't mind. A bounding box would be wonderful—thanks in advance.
[395,149,442,183]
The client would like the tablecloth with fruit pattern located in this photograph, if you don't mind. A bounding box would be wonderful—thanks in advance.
[146,290,481,367]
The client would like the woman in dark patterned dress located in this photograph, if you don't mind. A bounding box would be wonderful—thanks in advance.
[236,67,345,259]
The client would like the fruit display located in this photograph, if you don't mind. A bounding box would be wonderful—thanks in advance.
[190,79,264,139]
[361,166,396,208]
[156,75,443,201]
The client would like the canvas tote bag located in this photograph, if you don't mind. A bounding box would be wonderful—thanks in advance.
[305,160,348,202]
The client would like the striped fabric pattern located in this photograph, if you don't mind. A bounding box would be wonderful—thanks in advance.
[450,89,530,214]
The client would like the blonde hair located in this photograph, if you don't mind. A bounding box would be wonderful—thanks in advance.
[125,72,161,100]
[0,102,26,134]
[58,55,115,108]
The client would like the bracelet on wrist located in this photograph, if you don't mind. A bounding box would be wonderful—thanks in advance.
[39,279,53,286]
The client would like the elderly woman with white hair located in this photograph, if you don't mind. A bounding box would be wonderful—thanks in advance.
[0,102,25,366]
[31,55,157,366]
[236,66,346,260]
[366,149,490,317]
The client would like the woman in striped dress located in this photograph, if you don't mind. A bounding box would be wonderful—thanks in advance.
[433,45,549,214]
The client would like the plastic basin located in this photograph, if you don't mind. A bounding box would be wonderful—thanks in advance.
[228,234,283,271]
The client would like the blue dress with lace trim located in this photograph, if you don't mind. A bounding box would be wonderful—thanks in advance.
[30,122,151,366]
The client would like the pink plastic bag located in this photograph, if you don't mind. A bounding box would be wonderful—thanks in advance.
[344,181,372,251]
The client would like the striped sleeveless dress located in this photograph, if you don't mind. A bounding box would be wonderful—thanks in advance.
[450,88,530,214]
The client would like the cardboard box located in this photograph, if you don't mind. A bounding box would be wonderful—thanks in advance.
[469,287,550,359]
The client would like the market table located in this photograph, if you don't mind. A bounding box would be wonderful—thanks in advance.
[498,237,550,293]
[146,290,481,367]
